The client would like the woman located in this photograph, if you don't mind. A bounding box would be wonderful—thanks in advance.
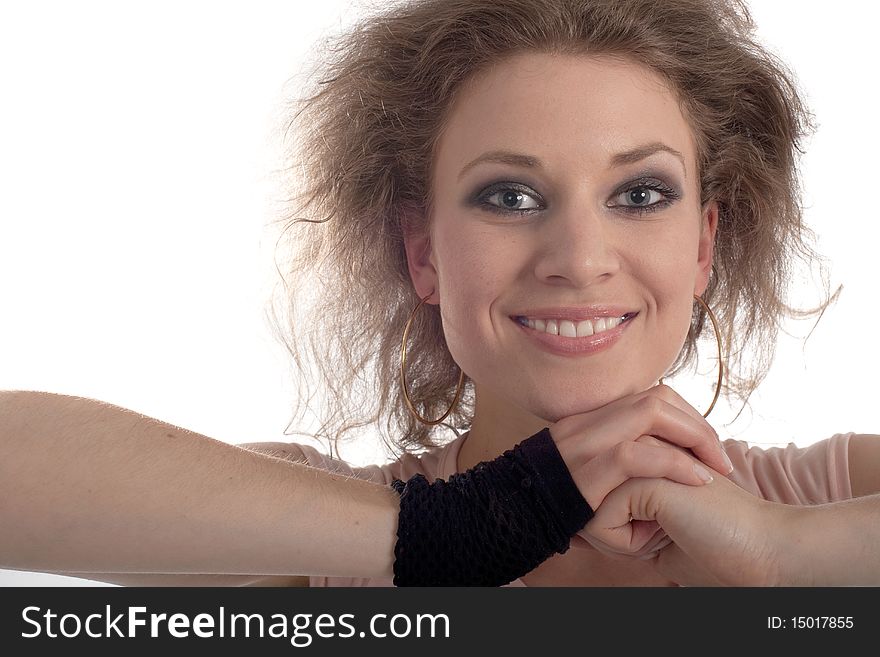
[1,0,877,587]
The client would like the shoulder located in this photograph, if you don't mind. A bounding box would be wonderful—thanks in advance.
[721,434,854,504]
[847,433,880,497]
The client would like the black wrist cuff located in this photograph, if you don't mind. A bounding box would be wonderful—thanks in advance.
[391,427,594,586]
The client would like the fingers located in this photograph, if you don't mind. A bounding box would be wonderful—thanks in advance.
[583,477,673,554]
[652,543,725,586]
[644,384,714,427]
[576,515,670,559]
[645,385,733,474]
[624,392,730,475]
[552,384,731,476]
[635,534,673,560]
[576,439,713,509]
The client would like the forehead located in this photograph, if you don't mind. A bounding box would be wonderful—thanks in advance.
[435,52,697,179]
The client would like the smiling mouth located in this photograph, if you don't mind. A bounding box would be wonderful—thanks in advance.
[513,312,637,338]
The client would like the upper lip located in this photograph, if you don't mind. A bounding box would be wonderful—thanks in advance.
[511,306,637,322]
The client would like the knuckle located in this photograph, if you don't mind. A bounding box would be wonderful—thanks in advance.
[636,434,663,447]
[549,416,571,434]
[612,440,637,467]
[636,395,663,417]
[549,416,584,440]
[655,383,675,401]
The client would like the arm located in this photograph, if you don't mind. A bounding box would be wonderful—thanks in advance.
[0,390,399,584]
[783,433,880,585]
[585,437,880,586]
[55,573,311,587]
[782,491,880,586]
[848,433,880,497]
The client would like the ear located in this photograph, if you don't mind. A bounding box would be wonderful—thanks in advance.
[403,226,440,304]
[694,200,718,297]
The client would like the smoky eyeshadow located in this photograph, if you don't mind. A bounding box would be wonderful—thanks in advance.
[465,166,685,207]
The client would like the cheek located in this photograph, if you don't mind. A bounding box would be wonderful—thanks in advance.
[433,223,520,310]
[432,227,521,362]
[435,245,487,316]
[666,291,697,352]
[647,245,702,361]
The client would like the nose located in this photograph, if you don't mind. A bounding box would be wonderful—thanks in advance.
[532,201,620,287]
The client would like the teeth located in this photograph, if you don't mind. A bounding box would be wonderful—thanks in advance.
[524,315,627,338]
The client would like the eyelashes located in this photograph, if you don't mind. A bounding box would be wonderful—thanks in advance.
[473,177,681,217]
[477,182,544,215]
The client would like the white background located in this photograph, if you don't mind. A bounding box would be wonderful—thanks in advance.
[1,1,876,585]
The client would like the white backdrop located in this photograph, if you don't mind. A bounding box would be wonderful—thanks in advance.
[1,0,876,586]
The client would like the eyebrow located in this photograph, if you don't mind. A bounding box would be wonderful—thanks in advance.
[457,142,687,181]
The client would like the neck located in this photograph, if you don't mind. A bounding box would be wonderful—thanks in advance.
[456,385,550,473]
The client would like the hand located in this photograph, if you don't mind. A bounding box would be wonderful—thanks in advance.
[584,466,790,586]
[548,384,732,514]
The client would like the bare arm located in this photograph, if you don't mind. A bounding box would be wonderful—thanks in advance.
[784,433,880,585]
[51,572,312,587]
[783,491,880,586]
[0,390,399,585]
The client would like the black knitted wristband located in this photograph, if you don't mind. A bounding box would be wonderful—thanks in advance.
[390,427,594,586]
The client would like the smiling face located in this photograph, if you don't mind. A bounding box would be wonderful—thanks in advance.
[405,52,717,427]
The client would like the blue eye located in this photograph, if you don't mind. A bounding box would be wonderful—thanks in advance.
[610,180,680,216]
[617,187,662,207]
[475,178,680,217]
[477,182,543,215]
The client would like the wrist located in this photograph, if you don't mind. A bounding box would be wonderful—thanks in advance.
[391,427,594,586]
[771,503,818,586]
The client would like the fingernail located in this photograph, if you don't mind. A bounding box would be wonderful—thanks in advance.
[722,450,734,473]
[693,462,714,483]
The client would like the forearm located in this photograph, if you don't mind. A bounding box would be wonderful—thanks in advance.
[0,390,398,579]
[782,494,880,586]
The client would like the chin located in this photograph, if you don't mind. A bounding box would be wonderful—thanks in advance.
[525,381,637,423]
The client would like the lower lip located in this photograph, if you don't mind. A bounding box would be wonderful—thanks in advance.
[512,314,636,357]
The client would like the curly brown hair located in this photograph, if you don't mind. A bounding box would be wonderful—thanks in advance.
[267,0,834,461]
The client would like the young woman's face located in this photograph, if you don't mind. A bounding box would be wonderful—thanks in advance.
[406,53,717,422]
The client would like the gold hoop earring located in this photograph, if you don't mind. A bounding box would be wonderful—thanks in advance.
[400,293,466,426]
[659,294,724,418]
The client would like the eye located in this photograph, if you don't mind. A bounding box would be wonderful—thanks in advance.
[609,179,680,216]
[477,182,543,215]
[617,186,663,207]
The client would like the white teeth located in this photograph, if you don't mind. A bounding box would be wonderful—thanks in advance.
[559,320,577,338]
[522,315,628,339]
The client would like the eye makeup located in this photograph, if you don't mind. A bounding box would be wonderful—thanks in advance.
[608,176,681,216]
[467,170,683,218]
[473,181,545,215]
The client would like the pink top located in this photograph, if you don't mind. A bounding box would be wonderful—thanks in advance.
[240,431,853,587]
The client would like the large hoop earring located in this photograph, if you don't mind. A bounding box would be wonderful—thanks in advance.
[400,293,466,426]
[660,294,724,418]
